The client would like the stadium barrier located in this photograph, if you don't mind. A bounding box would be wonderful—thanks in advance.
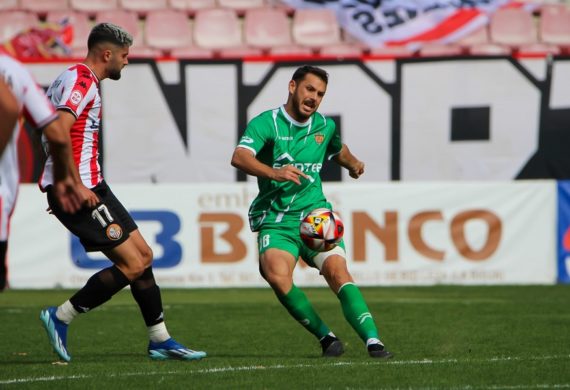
[20,57,570,184]
[11,57,570,287]
[9,181,560,288]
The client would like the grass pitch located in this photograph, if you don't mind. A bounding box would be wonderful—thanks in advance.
[0,286,569,389]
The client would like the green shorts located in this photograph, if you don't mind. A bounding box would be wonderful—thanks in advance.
[257,224,346,270]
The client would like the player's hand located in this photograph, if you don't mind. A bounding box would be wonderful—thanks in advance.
[348,161,365,179]
[77,184,100,208]
[52,180,99,213]
[272,165,309,185]
[51,177,83,213]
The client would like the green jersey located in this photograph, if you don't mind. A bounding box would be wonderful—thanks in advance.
[237,105,343,232]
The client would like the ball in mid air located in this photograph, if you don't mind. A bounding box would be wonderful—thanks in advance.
[299,208,344,252]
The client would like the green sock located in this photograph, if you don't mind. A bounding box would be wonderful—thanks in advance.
[337,283,380,343]
[277,284,330,339]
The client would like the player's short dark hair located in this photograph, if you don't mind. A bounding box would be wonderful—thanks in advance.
[87,23,133,51]
[291,65,329,84]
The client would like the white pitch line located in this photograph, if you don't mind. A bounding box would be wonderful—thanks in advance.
[1,375,90,385]
[485,385,570,390]
[1,355,569,386]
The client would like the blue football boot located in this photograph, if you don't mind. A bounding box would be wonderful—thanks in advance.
[40,307,71,362]
[148,338,207,361]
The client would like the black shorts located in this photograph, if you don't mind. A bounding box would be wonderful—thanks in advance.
[47,181,138,252]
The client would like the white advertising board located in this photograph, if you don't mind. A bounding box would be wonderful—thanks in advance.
[7,181,556,288]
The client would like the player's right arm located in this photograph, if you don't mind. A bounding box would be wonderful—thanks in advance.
[0,78,19,156]
[231,114,308,185]
[231,147,308,185]
[41,118,83,213]
[15,65,86,213]
[20,66,96,212]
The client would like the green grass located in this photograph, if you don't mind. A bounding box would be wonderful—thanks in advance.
[1,286,569,389]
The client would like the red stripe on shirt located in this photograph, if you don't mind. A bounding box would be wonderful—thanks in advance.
[70,121,84,167]
[65,66,95,115]
[90,129,99,186]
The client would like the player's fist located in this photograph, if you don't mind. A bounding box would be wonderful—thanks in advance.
[349,161,365,179]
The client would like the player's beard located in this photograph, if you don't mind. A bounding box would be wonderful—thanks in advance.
[108,69,122,80]
[291,92,314,122]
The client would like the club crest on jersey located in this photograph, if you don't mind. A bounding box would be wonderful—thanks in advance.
[106,224,123,241]
[314,134,325,144]
[70,90,83,105]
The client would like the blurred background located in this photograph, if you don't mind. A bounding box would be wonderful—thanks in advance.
[1,0,570,59]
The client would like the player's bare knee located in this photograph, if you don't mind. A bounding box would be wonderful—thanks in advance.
[263,271,291,294]
[124,259,146,280]
[322,254,346,272]
[270,280,293,296]
[118,263,142,281]
[140,245,153,268]
[322,256,352,285]
[262,269,281,286]
[123,251,151,278]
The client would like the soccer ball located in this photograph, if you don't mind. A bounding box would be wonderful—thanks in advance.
[299,208,344,252]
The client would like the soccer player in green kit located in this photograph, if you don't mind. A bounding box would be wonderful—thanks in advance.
[231,65,392,358]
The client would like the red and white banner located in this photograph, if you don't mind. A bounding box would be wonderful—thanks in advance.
[284,0,516,47]
[7,181,556,288]
[0,21,72,59]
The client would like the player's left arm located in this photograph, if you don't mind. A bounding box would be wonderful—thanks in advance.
[333,144,365,179]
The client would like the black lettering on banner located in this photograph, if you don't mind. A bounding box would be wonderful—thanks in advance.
[383,10,405,29]
[424,3,447,12]
[404,8,418,19]
[461,0,492,7]
[457,0,478,7]
[353,11,384,34]
[351,0,383,7]
[303,0,339,4]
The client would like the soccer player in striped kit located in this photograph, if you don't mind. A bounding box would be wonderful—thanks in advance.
[231,65,393,358]
[0,53,84,291]
[39,23,206,362]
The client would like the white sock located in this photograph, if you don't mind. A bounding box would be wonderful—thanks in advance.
[319,331,337,341]
[56,300,79,325]
[366,338,383,347]
[148,322,170,343]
